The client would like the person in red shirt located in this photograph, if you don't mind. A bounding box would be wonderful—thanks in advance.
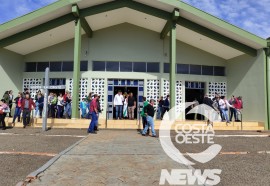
[233,97,242,122]
[21,93,35,128]
[88,94,98,134]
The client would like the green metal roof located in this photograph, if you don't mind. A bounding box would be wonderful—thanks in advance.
[0,0,267,50]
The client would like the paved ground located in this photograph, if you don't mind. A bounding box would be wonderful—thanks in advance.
[0,128,269,186]
[28,130,187,186]
[170,131,270,186]
[0,128,87,186]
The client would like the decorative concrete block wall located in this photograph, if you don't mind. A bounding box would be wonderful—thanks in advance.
[162,79,183,113]
[146,79,160,108]
[91,78,105,110]
[23,78,42,99]
[208,82,227,99]
[67,78,89,102]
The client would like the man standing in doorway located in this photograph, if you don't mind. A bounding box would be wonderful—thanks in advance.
[141,99,157,137]
[128,92,136,120]
[114,90,124,120]
[88,94,98,134]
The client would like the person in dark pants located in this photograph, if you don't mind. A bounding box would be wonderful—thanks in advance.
[88,94,98,134]
[93,95,103,131]
[37,93,44,118]
[21,93,35,128]
[50,93,57,118]
[157,96,164,119]
[0,99,9,130]
[161,95,170,120]
[12,92,23,125]
[141,99,157,137]
[140,97,149,134]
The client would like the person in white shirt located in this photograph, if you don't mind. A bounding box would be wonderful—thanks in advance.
[218,96,234,125]
[114,90,124,119]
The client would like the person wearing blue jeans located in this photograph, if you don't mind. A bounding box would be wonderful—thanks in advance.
[218,96,233,125]
[115,105,123,119]
[12,92,23,124]
[12,107,21,123]
[114,90,124,119]
[88,95,98,134]
[156,96,164,120]
[142,99,156,137]
[63,93,72,119]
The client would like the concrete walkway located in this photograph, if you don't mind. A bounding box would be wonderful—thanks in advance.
[28,130,187,186]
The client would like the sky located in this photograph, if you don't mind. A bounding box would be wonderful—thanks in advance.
[0,0,269,39]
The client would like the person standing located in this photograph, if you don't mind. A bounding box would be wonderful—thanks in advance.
[48,92,53,117]
[229,96,238,122]
[212,94,223,121]
[127,92,136,120]
[8,90,13,117]
[114,90,124,119]
[37,93,44,118]
[95,95,102,131]
[141,99,157,137]
[88,94,98,134]
[21,93,35,128]
[12,92,23,125]
[156,96,164,120]
[234,96,242,122]
[0,99,9,130]
[123,93,128,118]
[161,95,170,120]
[140,97,149,134]
[80,98,87,118]
[64,93,72,119]
[219,96,234,125]
[57,93,64,118]
[50,93,57,118]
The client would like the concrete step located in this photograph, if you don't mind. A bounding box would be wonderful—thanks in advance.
[5,118,265,131]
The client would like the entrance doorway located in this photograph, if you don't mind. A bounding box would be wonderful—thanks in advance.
[107,79,144,120]
[185,82,205,120]
[45,78,66,96]
[113,86,138,119]
[48,89,65,96]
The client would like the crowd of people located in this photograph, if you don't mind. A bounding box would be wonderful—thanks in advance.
[0,87,242,135]
[113,90,137,120]
[202,93,243,126]
[0,89,102,131]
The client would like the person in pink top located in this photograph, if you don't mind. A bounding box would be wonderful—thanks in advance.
[234,97,243,122]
